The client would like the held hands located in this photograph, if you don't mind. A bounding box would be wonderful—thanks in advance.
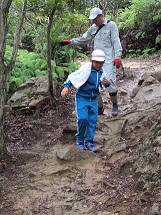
[102,77,110,87]
[61,88,69,98]
[114,58,121,68]
[59,39,70,46]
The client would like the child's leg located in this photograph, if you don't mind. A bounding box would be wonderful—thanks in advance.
[85,99,98,143]
[75,96,88,143]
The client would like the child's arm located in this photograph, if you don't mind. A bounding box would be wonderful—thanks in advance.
[61,88,69,98]
[61,78,72,98]
[102,77,110,87]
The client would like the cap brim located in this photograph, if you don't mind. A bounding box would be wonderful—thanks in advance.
[88,15,97,20]
[92,57,105,62]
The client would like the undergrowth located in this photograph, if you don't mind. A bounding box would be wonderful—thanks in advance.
[6,45,86,99]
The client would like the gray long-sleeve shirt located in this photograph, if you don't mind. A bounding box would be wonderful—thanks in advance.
[70,19,122,64]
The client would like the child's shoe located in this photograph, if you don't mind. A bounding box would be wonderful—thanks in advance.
[86,143,98,152]
[77,142,85,150]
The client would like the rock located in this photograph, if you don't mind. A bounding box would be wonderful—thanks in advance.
[98,212,119,215]
[134,180,145,192]
[9,76,56,110]
[132,70,161,103]
[150,203,160,215]
[17,151,37,165]
[133,84,161,103]
[28,96,47,110]
[139,192,150,203]
[108,150,126,163]
[62,122,77,133]
[56,145,95,161]
[94,133,105,145]
[119,88,128,96]
[143,182,156,194]
[118,161,134,176]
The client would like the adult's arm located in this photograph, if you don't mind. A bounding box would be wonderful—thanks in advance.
[70,26,94,45]
[110,21,122,59]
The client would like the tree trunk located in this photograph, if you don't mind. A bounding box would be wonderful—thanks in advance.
[0,0,12,159]
[0,82,7,159]
[47,7,57,106]
[0,0,27,159]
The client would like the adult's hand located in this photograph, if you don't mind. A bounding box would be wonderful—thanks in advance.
[114,58,121,68]
[59,39,71,46]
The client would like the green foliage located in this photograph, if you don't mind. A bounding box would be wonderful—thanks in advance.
[7,1,90,91]
[135,31,145,40]
[118,0,161,31]
[5,47,47,97]
[126,47,156,58]
[126,49,141,58]
[6,43,81,98]
[7,0,161,98]
[155,35,161,45]
[118,0,161,57]
[142,47,155,55]
[60,12,88,38]
[118,6,135,30]
[152,0,161,22]
[0,162,5,174]
[9,77,24,95]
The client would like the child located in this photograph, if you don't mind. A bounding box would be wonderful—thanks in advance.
[61,49,110,152]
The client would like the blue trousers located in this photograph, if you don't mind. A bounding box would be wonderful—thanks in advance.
[75,96,98,144]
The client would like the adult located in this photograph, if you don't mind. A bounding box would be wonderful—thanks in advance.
[59,7,122,116]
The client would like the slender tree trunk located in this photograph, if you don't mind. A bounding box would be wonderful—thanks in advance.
[6,0,27,89]
[0,0,12,159]
[47,7,56,106]
[0,0,27,159]
[0,82,7,159]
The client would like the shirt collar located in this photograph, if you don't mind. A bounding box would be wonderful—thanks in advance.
[103,18,108,25]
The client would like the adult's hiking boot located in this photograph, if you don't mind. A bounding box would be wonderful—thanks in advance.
[97,93,104,115]
[98,106,104,115]
[112,103,118,116]
[110,92,118,116]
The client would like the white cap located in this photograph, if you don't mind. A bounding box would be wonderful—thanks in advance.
[91,49,106,62]
[88,7,102,20]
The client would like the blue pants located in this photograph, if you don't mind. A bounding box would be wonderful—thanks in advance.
[75,96,98,144]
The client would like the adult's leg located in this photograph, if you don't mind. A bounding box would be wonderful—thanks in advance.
[109,91,118,116]
[103,63,118,116]
[97,93,104,115]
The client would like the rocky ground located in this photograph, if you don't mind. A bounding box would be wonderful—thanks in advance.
[1,55,161,215]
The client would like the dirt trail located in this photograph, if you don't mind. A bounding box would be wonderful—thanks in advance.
[1,56,161,215]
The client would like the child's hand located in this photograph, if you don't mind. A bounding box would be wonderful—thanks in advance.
[102,77,110,86]
[61,88,69,98]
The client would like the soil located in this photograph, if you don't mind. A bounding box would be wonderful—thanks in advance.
[1,55,161,215]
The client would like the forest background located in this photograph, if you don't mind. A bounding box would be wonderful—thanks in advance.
[0,0,161,160]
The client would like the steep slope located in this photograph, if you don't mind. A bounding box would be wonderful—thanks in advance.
[1,56,161,215]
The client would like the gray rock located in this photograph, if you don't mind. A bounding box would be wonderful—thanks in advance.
[56,145,95,161]
[9,76,56,110]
